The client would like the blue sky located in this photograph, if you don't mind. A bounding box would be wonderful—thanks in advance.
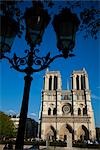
[0,1,100,127]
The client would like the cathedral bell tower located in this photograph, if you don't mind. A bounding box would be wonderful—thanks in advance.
[71,68,89,90]
[43,69,62,91]
[71,68,96,140]
[39,70,62,139]
[71,68,89,116]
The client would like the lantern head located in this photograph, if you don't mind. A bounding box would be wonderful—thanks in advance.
[52,8,80,58]
[25,1,50,48]
[0,15,19,54]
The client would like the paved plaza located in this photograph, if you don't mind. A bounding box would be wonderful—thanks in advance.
[0,144,100,150]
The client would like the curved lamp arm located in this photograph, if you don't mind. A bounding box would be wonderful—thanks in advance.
[0,48,64,75]
[1,54,25,73]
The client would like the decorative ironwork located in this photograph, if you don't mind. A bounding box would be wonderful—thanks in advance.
[0,48,65,74]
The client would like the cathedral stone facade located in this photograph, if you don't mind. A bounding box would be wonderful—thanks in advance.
[39,68,96,142]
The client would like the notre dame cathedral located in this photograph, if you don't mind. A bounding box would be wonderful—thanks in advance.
[39,68,96,142]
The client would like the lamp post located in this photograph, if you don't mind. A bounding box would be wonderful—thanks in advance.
[0,1,80,149]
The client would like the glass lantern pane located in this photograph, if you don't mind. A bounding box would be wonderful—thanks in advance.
[59,22,73,36]
[25,6,50,47]
[57,37,75,51]
[57,21,76,51]
[26,28,41,45]
[27,15,43,30]
[26,16,45,45]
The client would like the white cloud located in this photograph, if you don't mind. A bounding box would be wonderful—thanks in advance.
[7,109,16,115]
[27,112,39,122]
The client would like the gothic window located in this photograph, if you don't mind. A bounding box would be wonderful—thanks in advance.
[71,77,73,89]
[43,77,45,89]
[48,108,51,115]
[62,104,71,114]
[63,94,72,100]
[81,75,86,90]
[81,75,84,90]
[49,76,52,90]
[76,75,79,90]
[82,125,89,140]
[53,108,57,115]
[83,75,86,89]
[54,76,58,90]
[64,95,67,100]
[83,108,86,115]
[78,108,81,115]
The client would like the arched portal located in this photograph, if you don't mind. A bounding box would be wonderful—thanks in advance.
[45,125,56,141]
[82,125,89,140]
[59,124,73,141]
[77,125,89,141]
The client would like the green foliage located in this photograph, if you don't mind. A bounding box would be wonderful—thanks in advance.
[0,0,99,40]
[0,112,15,138]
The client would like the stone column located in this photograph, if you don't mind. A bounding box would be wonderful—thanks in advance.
[72,91,77,115]
[58,76,61,90]
[52,76,54,90]
[45,76,49,90]
[79,75,81,90]
[67,133,72,148]
[72,75,76,90]
[85,75,89,90]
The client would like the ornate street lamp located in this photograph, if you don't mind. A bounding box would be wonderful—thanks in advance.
[0,1,80,149]
[52,8,80,58]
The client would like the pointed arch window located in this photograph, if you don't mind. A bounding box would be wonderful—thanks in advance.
[76,75,79,90]
[78,108,81,115]
[81,75,84,90]
[48,108,51,115]
[81,75,86,90]
[83,75,86,89]
[71,77,73,89]
[83,107,86,115]
[54,76,58,90]
[49,76,52,90]
[53,108,57,115]
[82,125,89,140]
[43,77,45,89]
